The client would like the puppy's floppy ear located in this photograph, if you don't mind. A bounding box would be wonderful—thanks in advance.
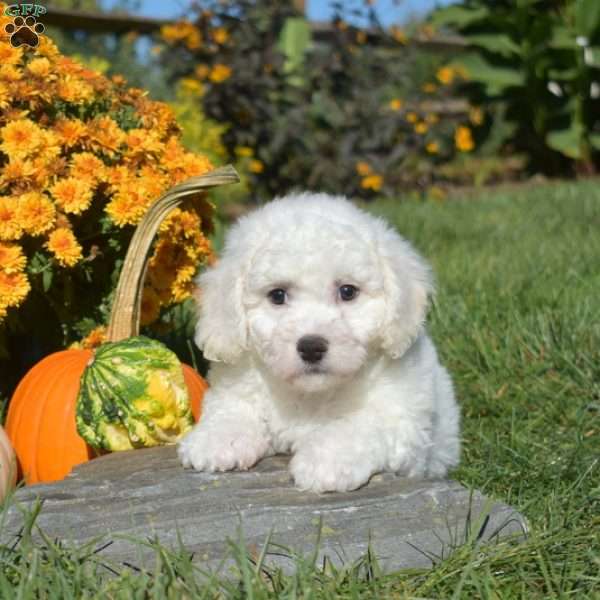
[375,223,433,359]
[194,252,248,363]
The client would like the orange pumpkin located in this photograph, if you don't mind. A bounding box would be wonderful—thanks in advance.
[5,167,238,485]
[5,351,206,484]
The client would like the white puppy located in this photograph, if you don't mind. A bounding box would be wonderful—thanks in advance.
[178,193,460,493]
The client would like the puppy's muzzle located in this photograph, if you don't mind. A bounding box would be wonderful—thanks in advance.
[297,335,329,364]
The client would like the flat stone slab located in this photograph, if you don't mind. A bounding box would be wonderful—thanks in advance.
[2,446,527,574]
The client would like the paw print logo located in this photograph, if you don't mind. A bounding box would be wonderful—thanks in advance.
[4,16,45,48]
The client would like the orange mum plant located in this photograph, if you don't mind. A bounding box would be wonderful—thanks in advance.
[0,7,217,366]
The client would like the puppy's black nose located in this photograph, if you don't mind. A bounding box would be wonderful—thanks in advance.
[297,335,328,364]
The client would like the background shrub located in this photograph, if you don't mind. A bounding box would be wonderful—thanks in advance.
[158,0,476,201]
[430,0,600,175]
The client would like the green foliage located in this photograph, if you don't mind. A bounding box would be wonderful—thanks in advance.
[431,0,600,174]
[158,0,471,200]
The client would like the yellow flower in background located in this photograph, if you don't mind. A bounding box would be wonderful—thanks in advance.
[469,106,485,126]
[422,83,437,93]
[390,26,407,44]
[426,141,439,154]
[0,196,22,241]
[209,64,232,83]
[161,21,202,49]
[455,126,475,152]
[249,159,264,173]
[235,146,254,157]
[195,64,210,80]
[180,77,204,96]
[0,243,26,274]
[212,27,229,45]
[0,270,30,307]
[361,174,383,191]
[388,98,403,111]
[406,112,418,123]
[0,119,45,157]
[436,66,455,85]
[414,121,428,135]
[50,178,94,215]
[45,227,83,267]
[355,161,372,176]
[17,192,56,236]
[425,113,439,125]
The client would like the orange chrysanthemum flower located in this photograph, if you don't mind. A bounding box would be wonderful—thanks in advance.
[0,270,30,307]
[26,57,52,78]
[86,116,124,155]
[70,152,105,182]
[56,75,94,104]
[105,180,152,226]
[50,178,94,215]
[124,129,164,157]
[0,119,45,157]
[0,196,22,240]
[53,118,87,148]
[0,64,22,82]
[0,242,26,274]
[0,42,22,65]
[45,227,83,267]
[17,192,56,236]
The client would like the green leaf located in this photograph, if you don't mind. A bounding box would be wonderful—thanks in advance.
[589,133,600,150]
[467,34,521,57]
[451,53,524,95]
[575,0,600,39]
[546,123,584,159]
[278,17,311,85]
[549,26,576,50]
[42,269,53,292]
[429,5,490,28]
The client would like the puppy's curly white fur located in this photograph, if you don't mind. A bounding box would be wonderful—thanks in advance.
[178,193,460,493]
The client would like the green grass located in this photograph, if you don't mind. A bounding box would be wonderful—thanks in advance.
[1,180,599,598]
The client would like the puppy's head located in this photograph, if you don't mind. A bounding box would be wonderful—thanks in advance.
[195,193,432,393]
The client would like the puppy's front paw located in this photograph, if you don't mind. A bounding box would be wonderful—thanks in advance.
[290,444,377,493]
[178,424,269,472]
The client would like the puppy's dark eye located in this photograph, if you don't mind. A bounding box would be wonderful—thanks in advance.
[268,288,287,305]
[339,284,359,301]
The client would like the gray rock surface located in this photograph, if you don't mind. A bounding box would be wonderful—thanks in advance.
[2,446,527,574]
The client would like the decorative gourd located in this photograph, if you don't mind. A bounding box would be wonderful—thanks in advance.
[5,166,239,484]
[76,336,195,451]
[0,425,16,501]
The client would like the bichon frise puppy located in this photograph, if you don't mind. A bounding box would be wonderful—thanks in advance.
[178,193,460,493]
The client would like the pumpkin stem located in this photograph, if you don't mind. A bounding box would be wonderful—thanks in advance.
[106,165,240,343]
